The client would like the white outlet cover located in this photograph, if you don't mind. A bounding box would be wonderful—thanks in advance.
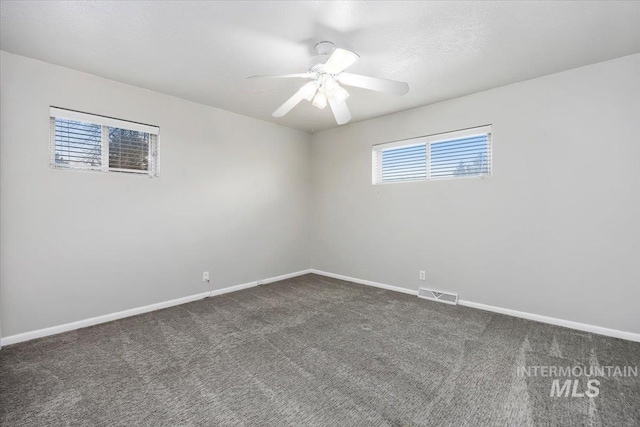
[419,271,426,280]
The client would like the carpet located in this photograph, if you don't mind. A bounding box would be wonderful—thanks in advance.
[1,274,639,426]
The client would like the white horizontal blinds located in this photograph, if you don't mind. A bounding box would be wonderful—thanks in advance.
[53,117,103,169]
[108,127,150,171]
[380,143,427,183]
[430,133,491,179]
[49,107,159,176]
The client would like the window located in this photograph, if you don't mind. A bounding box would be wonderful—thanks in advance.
[372,125,491,184]
[50,107,159,176]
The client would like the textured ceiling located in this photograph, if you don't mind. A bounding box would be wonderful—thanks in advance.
[1,1,639,132]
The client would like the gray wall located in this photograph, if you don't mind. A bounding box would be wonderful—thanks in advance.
[311,54,640,334]
[0,51,312,337]
[2,50,638,340]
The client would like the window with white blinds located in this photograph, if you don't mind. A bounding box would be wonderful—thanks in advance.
[372,125,492,184]
[379,143,427,183]
[50,107,159,176]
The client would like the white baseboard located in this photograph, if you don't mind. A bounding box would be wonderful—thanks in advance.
[309,269,640,343]
[457,300,640,343]
[259,269,313,285]
[309,269,418,296]
[4,269,638,346]
[0,270,311,347]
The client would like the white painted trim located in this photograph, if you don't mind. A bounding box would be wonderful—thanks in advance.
[0,270,311,347]
[50,106,159,134]
[258,269,313,285]
[1,291,208,347]
[309,269,418,296]
[310,270,640,343]
[4,269,637,346]
[457,300,640,343]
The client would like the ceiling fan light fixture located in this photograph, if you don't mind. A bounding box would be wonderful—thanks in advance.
[301,82,318,100]
[323,78,338,94]
[312,92,328,109]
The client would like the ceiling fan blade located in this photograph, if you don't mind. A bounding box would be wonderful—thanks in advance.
[247,73,311,79]
[323,48,359,75]
[328,97,352,125]
[338,73,409,96]
[272,82,317,118]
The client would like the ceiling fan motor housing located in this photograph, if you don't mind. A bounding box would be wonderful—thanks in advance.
[314,41,336,55]
[308,41,336,74]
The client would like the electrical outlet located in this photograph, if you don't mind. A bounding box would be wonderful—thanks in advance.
[419,271,426,281]
[203,271,210,282]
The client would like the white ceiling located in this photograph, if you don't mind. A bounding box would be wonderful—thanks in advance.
[1,1,639,133]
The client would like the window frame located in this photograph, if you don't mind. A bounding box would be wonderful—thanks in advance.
[372,125,492,185]
[49,107,160,177]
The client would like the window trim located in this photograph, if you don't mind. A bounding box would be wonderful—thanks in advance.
[50,107,159,135]
[372,125,492,185]
[49,107,160,177]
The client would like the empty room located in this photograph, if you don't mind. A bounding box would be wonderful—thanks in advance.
[1,1,639,426]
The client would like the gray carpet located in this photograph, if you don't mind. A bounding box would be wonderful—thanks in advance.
[1,274,639,426]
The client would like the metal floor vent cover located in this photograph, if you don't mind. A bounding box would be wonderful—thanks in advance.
[418,287,458,305]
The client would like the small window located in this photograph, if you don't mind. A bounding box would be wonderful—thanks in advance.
[50,107,159,176]
[372,125,491,184]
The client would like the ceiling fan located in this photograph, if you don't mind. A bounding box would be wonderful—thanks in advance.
[248,41,409,125]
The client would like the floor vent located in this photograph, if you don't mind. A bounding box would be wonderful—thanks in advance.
[418,287,458,305]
